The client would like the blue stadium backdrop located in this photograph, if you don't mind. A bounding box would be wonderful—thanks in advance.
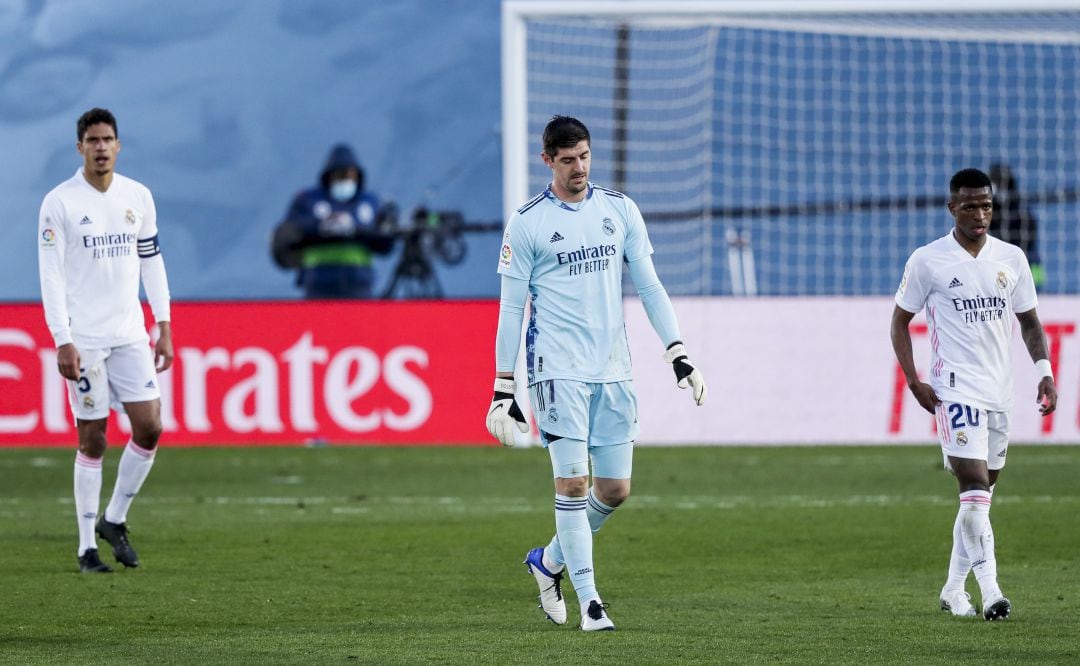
[2,3,1077,300]
[0,0,504,301]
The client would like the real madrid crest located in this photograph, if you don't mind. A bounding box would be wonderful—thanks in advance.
[83,396,95,409]
[125,209,136,225]
[601,217,615,236]
[956,431,968,446]
[996,271,1007,289]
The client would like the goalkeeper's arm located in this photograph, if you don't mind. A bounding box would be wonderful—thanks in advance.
[486,275,530,446]
[627,256,707,406]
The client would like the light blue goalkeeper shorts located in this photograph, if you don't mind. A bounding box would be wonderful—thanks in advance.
[530,379,639,446]
[530,379,638,479]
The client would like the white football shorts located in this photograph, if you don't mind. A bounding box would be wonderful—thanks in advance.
[67,342,161,421]
[935,401,1010,471]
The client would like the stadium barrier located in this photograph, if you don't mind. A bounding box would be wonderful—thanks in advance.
[1,298,1077,446]
[624,297,1080,445]
[0,301,496,446]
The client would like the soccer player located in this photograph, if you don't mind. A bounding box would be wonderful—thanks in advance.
[38,108,174,573]
[890,168,1057,621]
[486,116,707,631]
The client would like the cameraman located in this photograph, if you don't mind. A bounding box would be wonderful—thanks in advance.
[275,143,395,299]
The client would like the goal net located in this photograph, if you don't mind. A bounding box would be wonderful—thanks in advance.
[502,1,1080,296]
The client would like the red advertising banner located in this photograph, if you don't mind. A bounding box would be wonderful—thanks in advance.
[0,301,498,446]
[7,297,1077,447]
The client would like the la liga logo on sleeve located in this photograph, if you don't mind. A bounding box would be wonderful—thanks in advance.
[40,228,56,246]
[499,243,513,268]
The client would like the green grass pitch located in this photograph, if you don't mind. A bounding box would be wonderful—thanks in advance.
[1,445,1077,664]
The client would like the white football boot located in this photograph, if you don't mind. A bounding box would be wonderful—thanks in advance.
[524,547,566,625]
[939,588,977,617]
[580,599,615,632]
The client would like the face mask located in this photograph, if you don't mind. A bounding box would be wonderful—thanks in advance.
[329,179,357,202]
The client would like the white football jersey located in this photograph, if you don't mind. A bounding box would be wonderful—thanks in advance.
[895,232,1037,411]
[498,184,653,384]
[38,169,163,349]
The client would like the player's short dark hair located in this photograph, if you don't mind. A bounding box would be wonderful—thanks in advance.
[543,116,590,157]
[77,108,118,142]
[949,168,992,194]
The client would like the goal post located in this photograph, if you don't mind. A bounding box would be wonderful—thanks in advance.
[501,0,1080,296]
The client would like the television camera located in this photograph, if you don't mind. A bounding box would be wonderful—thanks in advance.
[378,204,467,298]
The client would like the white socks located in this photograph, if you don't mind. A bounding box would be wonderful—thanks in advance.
[104,440,157,525]
[944,484,995,593]
[74,452,103,556]
[74,441,157,555]
[958,489,1000,599]
[554,494,597,605]
[943,510,971,592]
[586,489,617,533]
[544,487,617,570]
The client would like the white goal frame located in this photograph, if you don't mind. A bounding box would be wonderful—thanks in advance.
[500,0,1080,219]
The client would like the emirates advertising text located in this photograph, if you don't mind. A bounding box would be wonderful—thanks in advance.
[1,298,1077,446]
[0,301,496,446]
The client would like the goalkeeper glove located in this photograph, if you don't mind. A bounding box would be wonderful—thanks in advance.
[485,378,530,447]
[663,341,707,406]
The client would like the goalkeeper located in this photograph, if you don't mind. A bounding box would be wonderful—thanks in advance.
[485,116,707,632]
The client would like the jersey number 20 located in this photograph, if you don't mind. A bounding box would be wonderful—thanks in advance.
[948,404,980,429]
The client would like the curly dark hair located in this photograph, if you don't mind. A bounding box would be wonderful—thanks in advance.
[77,108,117,142]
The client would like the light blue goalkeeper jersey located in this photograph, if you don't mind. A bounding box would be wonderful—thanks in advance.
[498,183,654,385]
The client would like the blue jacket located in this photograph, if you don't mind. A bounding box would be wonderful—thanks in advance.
[285,144,394,298]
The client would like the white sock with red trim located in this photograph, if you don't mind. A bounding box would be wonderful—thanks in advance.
[943,508,970,592]
[104,440,156,524]
[958,490,1001,600]
[74,452,103,556]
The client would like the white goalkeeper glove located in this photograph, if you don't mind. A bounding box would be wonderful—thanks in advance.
[485,378,530,447]
[663,342,707,406]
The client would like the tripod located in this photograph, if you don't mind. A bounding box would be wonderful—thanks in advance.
[381,231,443,299]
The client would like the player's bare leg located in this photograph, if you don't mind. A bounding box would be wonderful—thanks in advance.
[75,418,111,573]
[97,400,162,568]
[950,456,1009,620]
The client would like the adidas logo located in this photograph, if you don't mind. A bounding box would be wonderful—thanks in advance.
[948,277,963,288]
[549,231,564,243]
[144,380,156,389]
[998,448,1007,457]
[79,216,93,225]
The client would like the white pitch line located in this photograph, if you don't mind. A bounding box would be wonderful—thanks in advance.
[36,493,1079,510]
